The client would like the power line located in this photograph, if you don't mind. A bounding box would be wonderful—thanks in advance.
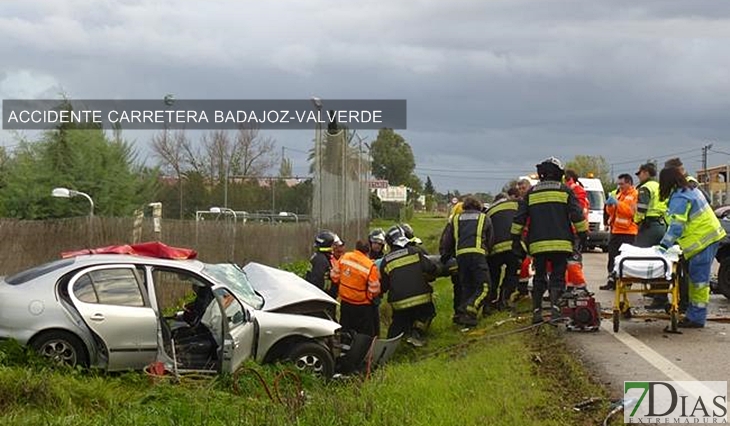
[609,148,698,166]
[710,148,730,156]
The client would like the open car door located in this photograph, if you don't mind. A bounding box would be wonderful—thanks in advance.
[211,287,257,373]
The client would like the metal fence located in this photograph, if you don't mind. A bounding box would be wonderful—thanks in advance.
[311,123,371,242]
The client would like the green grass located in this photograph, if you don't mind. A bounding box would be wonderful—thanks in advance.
[0,212,612,425]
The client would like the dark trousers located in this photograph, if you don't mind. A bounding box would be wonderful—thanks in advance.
[450,273,461,316]
[487,251,520,307]
[532,253,569,296]
[387,302,436,339]
[340,301,378,337]
[607,233,637,276]
[456,253,491,315]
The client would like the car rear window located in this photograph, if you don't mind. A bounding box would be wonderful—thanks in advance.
[5,258,75,285]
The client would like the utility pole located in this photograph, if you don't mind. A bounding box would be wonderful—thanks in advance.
[702,143,713,193]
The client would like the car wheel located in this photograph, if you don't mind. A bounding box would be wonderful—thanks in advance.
[288,342,334,378]
[717,260,730,300]
[30,331,89,368]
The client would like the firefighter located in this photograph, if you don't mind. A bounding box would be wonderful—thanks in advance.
[368,228,386,260]
[304,231,341,303]
[335,240,381,337]
[380,225,439,347]
[511,157,588,324]
[657,166,726,327]
[516,179,534,296]
[600,174,638,290]
[634,162,669,309]
[485,188,521,311]
[440,201,464,323]
[440,196,494,327]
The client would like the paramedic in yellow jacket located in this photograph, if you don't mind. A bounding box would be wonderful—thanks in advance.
[657,167,726,328]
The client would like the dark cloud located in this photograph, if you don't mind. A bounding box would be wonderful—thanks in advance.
[2,0,730,193]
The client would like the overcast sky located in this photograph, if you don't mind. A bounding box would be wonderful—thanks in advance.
[2,0,730,194]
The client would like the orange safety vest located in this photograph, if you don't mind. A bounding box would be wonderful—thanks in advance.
[335,250,380,305]
[606,186,639,235]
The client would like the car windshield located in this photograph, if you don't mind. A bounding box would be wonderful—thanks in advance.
[586,190,604,211]
[202,263,264,309]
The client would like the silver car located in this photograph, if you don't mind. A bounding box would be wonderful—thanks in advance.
[0,254,342,377]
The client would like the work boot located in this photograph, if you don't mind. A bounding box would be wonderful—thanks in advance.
[549,288,563,321]
[459,313,478,328]
[599,277,615,291]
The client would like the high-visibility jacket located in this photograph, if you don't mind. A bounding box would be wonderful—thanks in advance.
[335,250,380,305]
[439,209,493,260]
[486,199,519,255]
[660,187,726,259]
[305,251,339,291]
[606,186,639,235]
[634,180,668,223]
[566,178,589,220]
[511,180,588,255]
[379,245,438,311]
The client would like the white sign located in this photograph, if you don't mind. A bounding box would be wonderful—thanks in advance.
[369,180,389,189]
[376,185,408,203]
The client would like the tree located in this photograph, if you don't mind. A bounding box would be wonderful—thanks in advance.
[424,176,435,195]
[152,129,189,219]
[370,128,416,187]
[565,155,612,189]
[1,125,157,219]
[279,156,293,177]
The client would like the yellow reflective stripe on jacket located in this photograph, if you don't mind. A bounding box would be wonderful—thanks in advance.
[390,293,432,310]
[528,239,573,254]
[573,219,588,233]
[645,180,667,218]
[487,200,518,216]
[384,253,420,274]
[510,222,525,235]
[528,191,568,205]
[491,240,512,254]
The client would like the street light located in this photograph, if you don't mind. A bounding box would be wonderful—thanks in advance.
[52,187,94,217]
[52,187,95,246]
[210,207,237,261]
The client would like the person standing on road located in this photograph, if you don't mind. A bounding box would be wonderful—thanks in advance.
[440,196,494,327]
[633,163,670,309]
[380,225,439,346]
[600,174,638,290]
[335,240,381,337]
[512,157,588,324]
[485,189,521,311]
[564,169,590,289]
[656,167,726,328]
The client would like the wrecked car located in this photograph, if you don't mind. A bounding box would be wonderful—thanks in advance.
[0,244,342,377]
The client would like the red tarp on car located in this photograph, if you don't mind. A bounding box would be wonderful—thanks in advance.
[61,241,198,260]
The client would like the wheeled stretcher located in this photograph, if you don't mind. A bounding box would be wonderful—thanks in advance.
[611,245,682,333]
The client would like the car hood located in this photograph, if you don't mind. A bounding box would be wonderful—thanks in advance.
[242,262,338,312]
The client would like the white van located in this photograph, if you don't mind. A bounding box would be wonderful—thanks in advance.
[578,177,609,252]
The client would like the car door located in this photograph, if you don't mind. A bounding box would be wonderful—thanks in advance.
[212,287,257,373]
[67,264,158,370]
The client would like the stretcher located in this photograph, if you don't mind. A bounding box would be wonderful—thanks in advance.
[611,244,682,333]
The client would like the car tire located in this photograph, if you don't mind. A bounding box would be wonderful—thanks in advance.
[30,330,89,368]
[288,342,335,378]
[717,260,730,300]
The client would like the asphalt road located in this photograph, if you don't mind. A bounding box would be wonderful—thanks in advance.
[565,252,730,399]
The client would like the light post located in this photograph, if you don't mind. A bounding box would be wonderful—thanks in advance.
[210,206,237,261]
[52,187,95,246]
[311,96,323,229]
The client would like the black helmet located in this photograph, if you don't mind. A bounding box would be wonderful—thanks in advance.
[368,228,386,245]
[385,225,409,248]
[400,223,415,239]
[314,230,337,250]
[536,156,564,181]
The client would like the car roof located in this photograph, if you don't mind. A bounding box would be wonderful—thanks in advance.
[67,254,207,271]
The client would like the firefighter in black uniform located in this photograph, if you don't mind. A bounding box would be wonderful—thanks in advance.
[511,157,588,324]
[401,223,425,249]
[380,225,438,347]
[304,231,340,302]
[368,228,386,260]
[440,196,494,327]
[485,188,521,312]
